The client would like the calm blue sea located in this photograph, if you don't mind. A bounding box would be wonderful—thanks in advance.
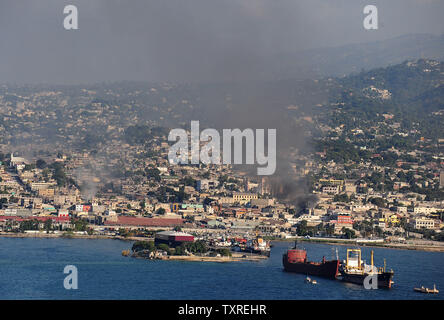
[0,237,443,300]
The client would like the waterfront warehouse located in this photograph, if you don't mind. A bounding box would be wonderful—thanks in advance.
[154,231,194,247]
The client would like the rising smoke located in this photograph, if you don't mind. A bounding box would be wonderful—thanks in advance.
[2,0,442,207]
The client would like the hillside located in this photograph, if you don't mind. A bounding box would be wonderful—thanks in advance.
[270,34,444,80]
[0,58,442,153]
[318,59,443,138]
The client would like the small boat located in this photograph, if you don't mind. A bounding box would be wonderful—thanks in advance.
[414,284,439,294]
[305,276,317,284]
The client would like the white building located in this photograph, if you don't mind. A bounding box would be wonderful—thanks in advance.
[410,217,437,230]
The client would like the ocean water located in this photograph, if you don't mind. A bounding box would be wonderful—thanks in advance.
[0,237,443,300]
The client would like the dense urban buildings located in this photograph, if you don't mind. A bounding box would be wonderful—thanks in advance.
[0,59,443,245]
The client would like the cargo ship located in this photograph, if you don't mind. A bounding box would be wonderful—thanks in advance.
[337,248,394,289]
[282,242,340,279]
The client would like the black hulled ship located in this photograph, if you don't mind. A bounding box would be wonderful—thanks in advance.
[337,248,394,289]
[282,241,340,279]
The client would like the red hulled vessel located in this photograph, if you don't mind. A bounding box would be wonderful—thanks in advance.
[282,242,340,279]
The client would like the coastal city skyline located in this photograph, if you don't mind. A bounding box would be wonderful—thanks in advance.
[1,56,443,296]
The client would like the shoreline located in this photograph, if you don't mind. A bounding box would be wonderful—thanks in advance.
[0,232,149,242]
[1,232,269,263]
[131,252,268,263]
[274,238,444,253]
[2,232,444,253]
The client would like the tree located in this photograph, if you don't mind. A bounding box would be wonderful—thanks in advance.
[296,220,316,236]
[156,243,171,254]
[19,219,39,232]
[51,163,68,186]
[341,227,356,239]
[216,248,231,257]
[145,167,161,182]
[132,241,156,252]
[333,193,349,203]
[71,218,88,231]
[174,245,187,256]
[325,224,335,236]
[155,208,166,215]
[373,226,384,237]
[42,168,51,181]
[185,240,208,254]
[23,164,36,171]
[370,197,386,208]
[36,159,47,169]
[43,219,52,233]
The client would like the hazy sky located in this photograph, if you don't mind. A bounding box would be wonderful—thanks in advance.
[0,0,443,84]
